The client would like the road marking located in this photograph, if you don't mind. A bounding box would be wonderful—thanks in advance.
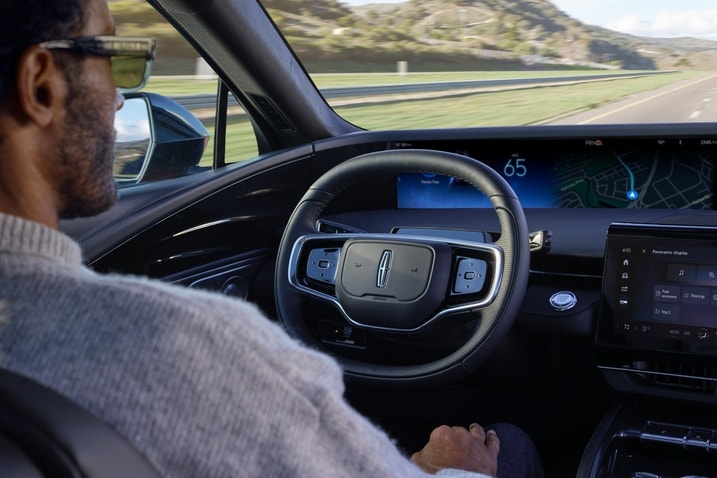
[689,98,713,119]
[578,72,717,124]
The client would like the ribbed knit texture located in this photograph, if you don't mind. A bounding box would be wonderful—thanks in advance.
[0,213,490,478]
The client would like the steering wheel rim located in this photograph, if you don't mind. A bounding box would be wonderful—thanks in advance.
[275,149,530,385]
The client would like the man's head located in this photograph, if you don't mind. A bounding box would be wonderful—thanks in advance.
[0,0,154,227]
[0,0,121,224]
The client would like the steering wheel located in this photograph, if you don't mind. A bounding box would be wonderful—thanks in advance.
[275,149,529,385]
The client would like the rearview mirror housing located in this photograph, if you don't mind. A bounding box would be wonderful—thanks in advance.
[114,92,210,186]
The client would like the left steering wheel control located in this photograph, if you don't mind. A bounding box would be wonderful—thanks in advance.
[306,248,341,285]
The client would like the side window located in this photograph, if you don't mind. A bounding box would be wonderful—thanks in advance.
[225,92,260,163]
[110,0,258,187]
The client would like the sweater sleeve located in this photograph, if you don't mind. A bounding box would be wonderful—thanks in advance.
[438,469,493,478]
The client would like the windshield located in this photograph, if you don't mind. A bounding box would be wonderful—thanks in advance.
[262,0,717,129]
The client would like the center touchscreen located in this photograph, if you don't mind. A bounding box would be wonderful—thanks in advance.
[598,223,717,356]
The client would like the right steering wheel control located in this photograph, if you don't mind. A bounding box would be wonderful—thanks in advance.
[453,256,487,295]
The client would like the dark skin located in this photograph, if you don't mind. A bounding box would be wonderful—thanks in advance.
[0,0,500,475]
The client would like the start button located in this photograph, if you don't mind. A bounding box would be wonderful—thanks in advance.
[549,291,578,311]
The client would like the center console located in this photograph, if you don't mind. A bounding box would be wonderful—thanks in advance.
[580,223,717,478]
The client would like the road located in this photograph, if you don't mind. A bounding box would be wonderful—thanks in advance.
[546,72,717,124]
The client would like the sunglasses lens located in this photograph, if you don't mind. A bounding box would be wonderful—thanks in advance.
[111,56,151,92]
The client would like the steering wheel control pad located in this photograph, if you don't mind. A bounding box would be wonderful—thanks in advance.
[335,239,451,330]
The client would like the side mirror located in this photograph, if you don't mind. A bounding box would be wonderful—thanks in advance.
[113,92,210,186]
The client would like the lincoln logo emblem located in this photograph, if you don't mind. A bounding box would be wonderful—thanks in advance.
[376,250,392,288]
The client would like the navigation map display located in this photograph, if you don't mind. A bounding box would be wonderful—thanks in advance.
[395,138,716,209]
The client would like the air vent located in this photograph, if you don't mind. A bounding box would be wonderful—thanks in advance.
[621,360,717,394]
[531,256,603,277]
[529,256,603,287]
[317,220,364,234]
[250,94,294,131]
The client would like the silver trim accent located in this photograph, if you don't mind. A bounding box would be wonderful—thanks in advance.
[171,216,255,238]
[376,250,392,288]
[287,233,504,333]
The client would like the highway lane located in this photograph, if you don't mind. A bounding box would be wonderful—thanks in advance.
[546,72,717,125]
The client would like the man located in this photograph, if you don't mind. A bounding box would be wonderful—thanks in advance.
[0,0,543,476]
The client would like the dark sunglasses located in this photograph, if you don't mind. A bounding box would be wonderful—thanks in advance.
[38,36,156,93]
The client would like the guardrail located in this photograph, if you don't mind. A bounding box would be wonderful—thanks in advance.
[170,71,674,110]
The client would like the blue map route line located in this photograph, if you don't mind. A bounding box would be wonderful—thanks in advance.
[616,154,639,201]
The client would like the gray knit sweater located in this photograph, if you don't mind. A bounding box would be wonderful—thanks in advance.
[0,213,489,477]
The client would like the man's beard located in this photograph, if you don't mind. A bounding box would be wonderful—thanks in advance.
[58,71,119,219]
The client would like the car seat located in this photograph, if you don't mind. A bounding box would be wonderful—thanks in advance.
[0,368,161,477]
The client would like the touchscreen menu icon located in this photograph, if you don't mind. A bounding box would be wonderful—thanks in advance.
[617,256,630,307]
[667,263,695,282]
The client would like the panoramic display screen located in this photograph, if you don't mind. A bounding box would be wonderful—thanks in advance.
[395,138,717,209]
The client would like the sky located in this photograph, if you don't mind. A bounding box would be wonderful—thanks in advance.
[550,0,717,40]
[344,0,717,41]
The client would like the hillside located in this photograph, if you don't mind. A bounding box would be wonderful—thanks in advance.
[265,0,717,72]
[110,0,717,74]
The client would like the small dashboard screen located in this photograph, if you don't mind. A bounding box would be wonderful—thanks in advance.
[598,223,717,356]
[394,138,717,209]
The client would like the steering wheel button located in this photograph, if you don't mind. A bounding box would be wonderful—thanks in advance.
[306,248,341,284]
[453,257,487,294]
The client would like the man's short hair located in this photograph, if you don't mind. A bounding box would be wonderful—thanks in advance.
[0,0,87,103]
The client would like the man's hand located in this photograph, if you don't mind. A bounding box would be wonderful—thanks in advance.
[410,423,499,476]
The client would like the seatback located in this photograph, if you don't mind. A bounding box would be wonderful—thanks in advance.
[0,369,162,478]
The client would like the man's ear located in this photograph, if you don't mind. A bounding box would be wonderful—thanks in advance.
[14,46,65,127]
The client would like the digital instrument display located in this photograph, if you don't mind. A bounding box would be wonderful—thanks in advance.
[394,138,717,209]
[597,223,717,356]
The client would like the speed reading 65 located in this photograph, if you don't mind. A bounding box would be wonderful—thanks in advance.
[503,156,527,177]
